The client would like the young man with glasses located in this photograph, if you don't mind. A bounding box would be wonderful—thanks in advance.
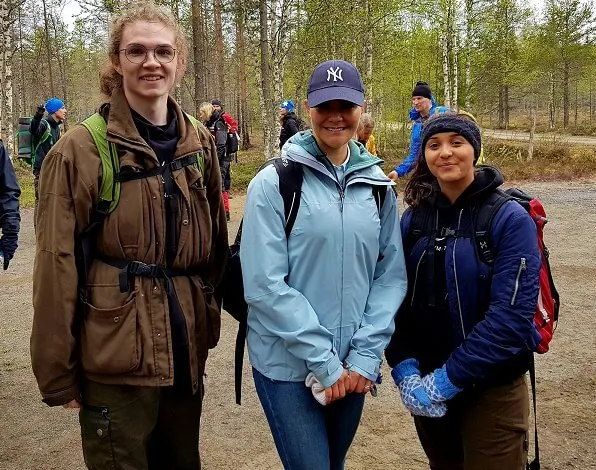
[31,5,228,468]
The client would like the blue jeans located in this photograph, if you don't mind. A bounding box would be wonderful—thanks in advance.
[252,368,365,470]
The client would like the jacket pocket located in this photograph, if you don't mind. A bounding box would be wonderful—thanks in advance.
[81,293,141,375]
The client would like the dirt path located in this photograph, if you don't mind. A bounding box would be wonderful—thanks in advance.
[1,180,595,470]
[483,129,596,146]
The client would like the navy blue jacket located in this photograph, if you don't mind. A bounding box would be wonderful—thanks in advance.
[385,167,541,389]
[0,140,21,238]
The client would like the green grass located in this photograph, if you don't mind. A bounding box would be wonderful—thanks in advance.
[483,140,596,180]
[230,146,271,194]
[12,159,35,209]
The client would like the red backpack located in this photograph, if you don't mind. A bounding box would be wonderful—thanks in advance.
[475,187,559,470]
[475,187,560,353]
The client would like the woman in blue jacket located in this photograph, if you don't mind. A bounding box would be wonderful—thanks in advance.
[241,60,408,470]
[385,113,541,469]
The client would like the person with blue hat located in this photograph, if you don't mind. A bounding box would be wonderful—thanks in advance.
[29,97,66,229]
[241,60,407,469]
[278,99,303,149]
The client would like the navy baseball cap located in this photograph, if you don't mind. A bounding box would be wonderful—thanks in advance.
[307,60,365,107]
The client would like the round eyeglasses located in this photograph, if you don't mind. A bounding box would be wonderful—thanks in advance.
[119,45,177,64]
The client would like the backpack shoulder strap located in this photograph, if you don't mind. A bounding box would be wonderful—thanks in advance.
[372,185,388,215]
[406,204,435,246]
[81,113,120,215]
[32,120,52,155]
[184,112,206,177]
[272,157,303,238]
[474,189,513,265]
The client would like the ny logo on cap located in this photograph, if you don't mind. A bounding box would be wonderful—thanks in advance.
[326,67,343,82]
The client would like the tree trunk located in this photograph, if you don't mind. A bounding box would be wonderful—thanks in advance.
[0,1,14,154]
[464,0,472,109]
[452,17,459,111]
[192,0,207,114]
[504,84,509,129]
[41,0,55,96]
[362,0,373,111]
[234,0,250,149]
[549,72,555,129]
[259,0,276,158]
[563,60,569,128]
[528,107,536,161]
[574,77,578,127]
[18,5,25,118]
[441,30,451,108]
[173,0,182,103]
[213,0,225,99]
[498,86,504,129]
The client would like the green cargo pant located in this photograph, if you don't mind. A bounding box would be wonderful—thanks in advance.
[413,374,529,470]
[79,379,203,470]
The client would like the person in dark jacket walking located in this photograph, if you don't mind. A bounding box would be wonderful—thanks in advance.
[278,99,300,149]
[29,97,66,229]
[206,105,231,221]
[0,140,20,270]
[385,113,541,470]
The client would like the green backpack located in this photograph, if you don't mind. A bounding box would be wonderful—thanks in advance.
[16,117,53,166]
[75,112,206,283]
[80,112,205,217]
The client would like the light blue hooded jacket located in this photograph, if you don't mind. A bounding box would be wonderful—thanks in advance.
[240,130,408,388]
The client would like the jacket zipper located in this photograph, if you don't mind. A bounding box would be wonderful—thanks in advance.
[510,258,527,306]
[452,209,466,338]
[410,249,427,307]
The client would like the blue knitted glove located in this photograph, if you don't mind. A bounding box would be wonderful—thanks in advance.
[391,359,447,418]
[421,366,462,402]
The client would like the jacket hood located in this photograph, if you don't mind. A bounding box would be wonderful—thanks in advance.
[283,129,386,177]
[409,96,438,121]
[433,165,504,209]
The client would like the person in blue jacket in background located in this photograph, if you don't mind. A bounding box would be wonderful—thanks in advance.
[0,140,21,270]
[240,60,408,470]
[385,113,541,469]
[388,81,448,180]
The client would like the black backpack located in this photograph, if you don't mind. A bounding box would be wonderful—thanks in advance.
[221,157,388,404]
[226,131,239,155]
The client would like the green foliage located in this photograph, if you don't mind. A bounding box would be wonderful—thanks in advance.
[13,159,35,209]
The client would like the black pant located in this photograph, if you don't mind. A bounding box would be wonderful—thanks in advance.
[79,379,203,470]
[219,160,231,192]
[413,375,529,470]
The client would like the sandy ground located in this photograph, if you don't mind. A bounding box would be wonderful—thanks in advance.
[1,179,595,470]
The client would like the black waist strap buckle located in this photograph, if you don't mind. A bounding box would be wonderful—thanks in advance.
[119,261,166,293]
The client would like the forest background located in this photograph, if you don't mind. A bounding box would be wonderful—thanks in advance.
[2,0,596,183]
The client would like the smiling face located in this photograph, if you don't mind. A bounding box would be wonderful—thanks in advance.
[114,20,178,107]
[424,131,476,190]
[305,99,362,154]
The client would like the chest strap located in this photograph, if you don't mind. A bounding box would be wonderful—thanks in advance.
[116,154,200,183]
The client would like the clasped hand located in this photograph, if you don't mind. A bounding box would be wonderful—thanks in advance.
[324,369,375,404]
